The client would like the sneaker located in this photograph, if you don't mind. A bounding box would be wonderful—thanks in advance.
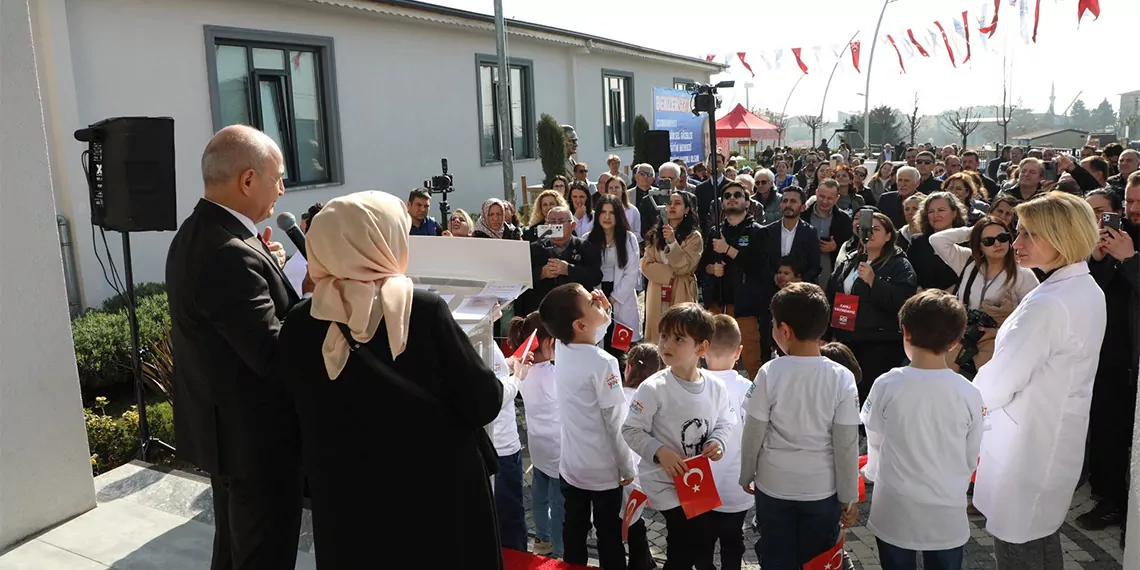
[532,539,553,556]
[1075,500,1124,531]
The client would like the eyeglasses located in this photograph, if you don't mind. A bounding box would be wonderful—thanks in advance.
[756,179,772,185]
[854,170,867,176]
[981,233,1012,247]
[637,171,653,176]
[916,159,933,165]
[723,190,745,200]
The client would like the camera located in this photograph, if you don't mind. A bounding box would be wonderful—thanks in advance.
[423,157,455,220]
[955,309,999,377]
[535,224,565,240]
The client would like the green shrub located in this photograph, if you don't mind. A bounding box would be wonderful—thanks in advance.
[99,282,166,313]
[72,292,170,394]
[537,113,567,188]
[86,399,176,475]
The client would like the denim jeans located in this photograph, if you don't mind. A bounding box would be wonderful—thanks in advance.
[531,469,565,558]
[876,538,964,570]
[495,451,527,551]
[753,491,841,570]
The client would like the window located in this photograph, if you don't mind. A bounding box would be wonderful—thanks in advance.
[205,27,343,188]
[476,55,535,164]
[674,78,696,91]
[602,70,634,149]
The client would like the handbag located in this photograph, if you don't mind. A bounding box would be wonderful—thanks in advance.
[335,322,500,476]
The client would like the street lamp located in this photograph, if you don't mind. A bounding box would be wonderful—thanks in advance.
[863,0,897,157]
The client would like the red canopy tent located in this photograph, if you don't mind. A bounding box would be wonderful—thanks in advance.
[715,104,781,140]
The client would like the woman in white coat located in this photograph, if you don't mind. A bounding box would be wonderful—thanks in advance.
[586,194,642,365]
[972,191,1106,570]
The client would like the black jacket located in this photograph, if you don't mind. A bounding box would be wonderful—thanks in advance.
[699,214,767,317]
[166,199,301,478]
[764,218,823,285]
[1089,220,1140,372]
[875,191,912,232]
[906,234,960,291]
[694,177,730,232]
[827,247,918,343]
[517,236,603,317]
[812,207,853,267]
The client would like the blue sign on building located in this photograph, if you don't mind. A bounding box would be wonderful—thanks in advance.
[652,87,705,166]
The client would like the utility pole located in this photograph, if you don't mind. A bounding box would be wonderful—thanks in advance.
[494,0,515,204]
[864,0,893,157]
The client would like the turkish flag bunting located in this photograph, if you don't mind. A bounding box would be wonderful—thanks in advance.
[673,455,722,519]
[906,29,930,57]
[858,455,868,503]
[1078,0,1100,25]
[960,11,972,63]
[1032,0,1042,43]
[979,0,1000,37]
[934,21,957,67]
[849,41,861,73]
[511,329,538,360]
[791,48,809,74]
[705,54,717,62]
[886,35,906,74]
[621,488,649,542]
[736,53,755,78]
[612,322,634,352]
[803,529,846,570]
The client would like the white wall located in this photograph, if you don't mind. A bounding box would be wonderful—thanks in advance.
[38,0,711,306]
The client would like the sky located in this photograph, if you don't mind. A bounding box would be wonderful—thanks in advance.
[432,0,1137,121]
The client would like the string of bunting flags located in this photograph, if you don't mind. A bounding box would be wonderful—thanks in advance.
[703,0,1100,77]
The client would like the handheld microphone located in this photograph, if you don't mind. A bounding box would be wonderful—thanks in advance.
[276,212,307,259]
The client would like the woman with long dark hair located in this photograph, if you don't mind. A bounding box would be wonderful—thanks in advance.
[588,194,642,359]
[639,190,703,343]
[602,175,642,238]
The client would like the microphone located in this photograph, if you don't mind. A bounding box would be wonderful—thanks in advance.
[276,212,307,259]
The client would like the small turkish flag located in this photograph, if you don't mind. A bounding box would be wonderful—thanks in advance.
[858,455,868,503]
[803,530,845,570]
[673,455,722,519]
[611,322,634,352]
[511,329,538,360]
[621,488,649,543]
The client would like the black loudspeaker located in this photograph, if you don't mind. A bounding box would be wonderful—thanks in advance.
[645,130,672,168]
[77,117,177,232]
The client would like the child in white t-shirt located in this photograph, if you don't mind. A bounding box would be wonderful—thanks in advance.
[509,311,564,559]
[488,339,529,552]
[539,283,636,568]
[620,343,664,570]
[623,303,736,569]
[740,283,861,568]
[702,314,753,570]
[860,290,983,570]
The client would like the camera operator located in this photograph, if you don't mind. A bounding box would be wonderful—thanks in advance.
[407,188,444,236]
[928,216,1039,377]
[515,206,602,318]
[1080,172,1140,537]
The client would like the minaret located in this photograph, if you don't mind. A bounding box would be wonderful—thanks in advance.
[1047,82,1057,121]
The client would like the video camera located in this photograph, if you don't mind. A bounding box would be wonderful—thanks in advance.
[423,158,455,221]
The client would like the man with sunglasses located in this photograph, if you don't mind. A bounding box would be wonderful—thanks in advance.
[914,150,942,194]
[698,181,768,376]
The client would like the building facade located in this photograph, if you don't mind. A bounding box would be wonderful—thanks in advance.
[30,0,719,307]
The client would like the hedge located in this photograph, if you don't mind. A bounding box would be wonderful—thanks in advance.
[72,284,169,395]
[86,398,176,475]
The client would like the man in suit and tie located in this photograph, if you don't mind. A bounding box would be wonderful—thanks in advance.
[759,186,822,358]
[166,125,304,570]
[694,149,729,231]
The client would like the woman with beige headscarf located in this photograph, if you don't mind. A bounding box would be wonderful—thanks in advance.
[278,191,506,569]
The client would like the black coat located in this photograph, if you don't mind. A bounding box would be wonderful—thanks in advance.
[815,208,853,267]
[517,237,603,317]
[906,234,960,291]
[699,214,767,317]
[1089,220,1140,371]
[166,199,301,478]
[826,248,918,344]
[279,292,504,569]
[694,177,730,232]
[876,191,911,232]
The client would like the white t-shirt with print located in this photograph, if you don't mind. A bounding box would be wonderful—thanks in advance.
[860,367,985,551]
[489,342,521,456]
[744,356,860,501]
[620,386,648,523]
[624,368,736,512]
[704,369,754,513]
[518,361,560,479]
[555,341,634,491]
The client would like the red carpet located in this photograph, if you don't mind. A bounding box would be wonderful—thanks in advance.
[502,548,593,569]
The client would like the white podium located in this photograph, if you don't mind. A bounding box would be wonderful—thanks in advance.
[406,235,532,367]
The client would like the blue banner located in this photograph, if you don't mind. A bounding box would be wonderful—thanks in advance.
[653,87,705,165]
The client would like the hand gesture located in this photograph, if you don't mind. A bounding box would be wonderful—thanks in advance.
[1092,242,1109,261]
[712,263,725,278]
[701,440,724,461]
[506,351,534,381]
[546,258,570,276]
[1102,227,1136,262]
[262,227,287,268]
[841,503,859,528]
[820,237,837,253]
[655,447,688,478]
[540,265,559,280]
[575,203,587,219]
[590,288,612,313]
[1055,153,1074,173]
[442,230,453,237]
[712,237,730,254]
[662,224,675,244]
[857,261,875,286]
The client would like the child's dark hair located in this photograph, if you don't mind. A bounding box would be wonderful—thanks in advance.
[778,255,805,277]
[625,343,664,388]
[708,314,741,354]
[658,302,715,344]
[538,283,586,344]
[507,311,552,353]
[820,342,863,385]
[770,282,830,341]
[898,289,967,354]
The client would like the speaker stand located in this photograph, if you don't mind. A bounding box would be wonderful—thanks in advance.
[121,231,176,461]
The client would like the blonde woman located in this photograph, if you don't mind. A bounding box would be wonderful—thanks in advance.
[972,192,1106,570]
[446,208,474,237]
[523,190,568,242]
[899,193,926,247]
[639,191,703,343]
[868,161,896,201]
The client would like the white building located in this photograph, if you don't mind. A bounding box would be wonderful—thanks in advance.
[31,0,719,307]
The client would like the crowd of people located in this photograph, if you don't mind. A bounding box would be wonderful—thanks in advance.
[166,123,1138,570]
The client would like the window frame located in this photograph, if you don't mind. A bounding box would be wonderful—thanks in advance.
[474,54,537,166]
[204,26,344,189]
[601,69,635,150]
[673,77,697,92]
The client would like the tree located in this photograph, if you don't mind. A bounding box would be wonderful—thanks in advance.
[797,115,824,147]
[842,105,903,148]
[940,108,983,149]
[1069,100,1091,130]
[906,95,925,146]
[631,114,651,167]
[536,113,566,188]
[994,58,1017,144]
[1091,99,1117,132]
[753,107,790,146]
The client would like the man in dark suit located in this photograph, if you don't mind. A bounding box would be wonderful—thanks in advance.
[166,125,303,570]
[517,205,603,318]
[757,186,821,359]
[694,150,729,232]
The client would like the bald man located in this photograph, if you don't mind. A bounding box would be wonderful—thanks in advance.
[166,125,302,570]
